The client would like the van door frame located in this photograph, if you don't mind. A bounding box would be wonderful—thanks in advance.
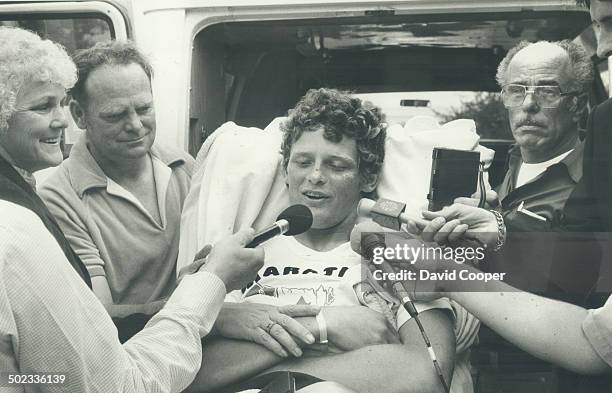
[0,1,129,39]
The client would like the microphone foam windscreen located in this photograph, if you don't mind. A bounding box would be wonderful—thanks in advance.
[349,221,385,256]
[278,204,313,236]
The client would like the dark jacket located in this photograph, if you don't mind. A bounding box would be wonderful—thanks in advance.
[477,106,612,393]
[0,154,149,342]
[0,153,92,287]
[497,142,585,232]
[490,142,601,304]
[584,99,612,231]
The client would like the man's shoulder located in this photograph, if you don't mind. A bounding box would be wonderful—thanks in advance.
[38,160,78,197]
[595,97,612,113]
[592,98,612,129]
[152,144,195,176]
[37,158,94,218]
[39,139,108,201]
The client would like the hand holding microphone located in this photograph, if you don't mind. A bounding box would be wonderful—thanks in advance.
[420,203,500,248]
[358,198,429,234]
[349,221,445,304]
[359,197,501,249]
[188,205,313,292]
[245,204,313,248]
[201,228,265,292]
[358,196,467,244]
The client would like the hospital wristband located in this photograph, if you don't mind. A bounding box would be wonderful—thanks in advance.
[316,310,328,345]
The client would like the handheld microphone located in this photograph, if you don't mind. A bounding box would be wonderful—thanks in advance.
[358,198,428,231]
[246,204,313,248]
[349,221,450,393]
[349,221,418,317]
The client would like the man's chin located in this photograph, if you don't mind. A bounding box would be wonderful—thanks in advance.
[119,144,152,157]
[309,217,337,231]
[310,215,357,232]
[516,136,548,150]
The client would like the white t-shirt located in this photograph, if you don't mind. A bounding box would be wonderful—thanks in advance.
[226,235,476,393]
[226,236,448,330]
[516,149,573,188]
[226,236,362,306]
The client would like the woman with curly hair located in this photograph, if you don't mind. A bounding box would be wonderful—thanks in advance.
[0,26,89,282]
[0,26,263,392]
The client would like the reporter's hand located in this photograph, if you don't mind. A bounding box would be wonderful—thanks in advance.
[421,203,498,248]
[200,228,264,292]
[177,244,212,284]
[419,216,469,245]
[460,189,499,208]
[323,306,400,351]
[214,303,319,358]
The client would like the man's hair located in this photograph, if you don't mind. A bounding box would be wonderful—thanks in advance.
[70,40,153,103]
[280,88,386,187]
[496,40,594,96]
[0,27,76,135]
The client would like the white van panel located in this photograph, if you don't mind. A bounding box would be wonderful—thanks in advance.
[130,0,586,151]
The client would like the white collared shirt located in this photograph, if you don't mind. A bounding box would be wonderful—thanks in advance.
[516,149,573,188]
[0,199,225,393]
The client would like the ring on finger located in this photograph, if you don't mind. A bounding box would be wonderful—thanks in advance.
[264,321,277,333]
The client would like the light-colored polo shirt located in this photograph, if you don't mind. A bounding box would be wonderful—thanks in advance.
[39,134,194,305]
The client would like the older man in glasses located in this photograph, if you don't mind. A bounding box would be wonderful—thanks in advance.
[489,41,601,304]
[463,38,612,318]
[466,39,605,391]
[496,40,592,234]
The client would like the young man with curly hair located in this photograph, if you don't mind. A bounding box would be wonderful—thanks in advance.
[189,88,462,393]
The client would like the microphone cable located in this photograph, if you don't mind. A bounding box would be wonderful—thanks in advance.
[399,294,450,393]
[353,225,451,393]
[477,161,486,209]
[384,275,451,393]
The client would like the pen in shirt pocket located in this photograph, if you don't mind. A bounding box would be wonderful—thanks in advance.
[517,201,547,221]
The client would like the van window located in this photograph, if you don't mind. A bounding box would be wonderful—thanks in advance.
[356,91,511,140]
[190,10,589,150]
[0,17,112,53]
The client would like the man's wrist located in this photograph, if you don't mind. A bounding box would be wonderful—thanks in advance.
[144,298,167,315]
[488,209,506,252]
[316,310,328,344]
[320,308,335,343]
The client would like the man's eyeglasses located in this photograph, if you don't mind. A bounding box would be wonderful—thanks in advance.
[501,84,579,109]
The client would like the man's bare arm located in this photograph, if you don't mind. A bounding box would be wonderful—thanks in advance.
[186,316,321,392]
[186,305,400,392]
[186,337,282,393]
[265,309,455,393]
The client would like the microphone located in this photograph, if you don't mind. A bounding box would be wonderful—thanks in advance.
[349,221,418,316]
[349,221,450,393]
[358,198,428,231]
[246,204,313,248]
